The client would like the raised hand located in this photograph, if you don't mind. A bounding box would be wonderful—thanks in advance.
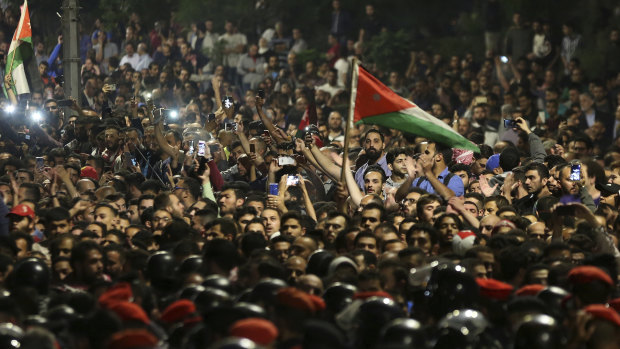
[479,175,499,197]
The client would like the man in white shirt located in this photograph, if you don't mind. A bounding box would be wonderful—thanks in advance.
[119,43,140,70]
[317,69,344,97]
[219,21,247,83]
[135,43,152,72]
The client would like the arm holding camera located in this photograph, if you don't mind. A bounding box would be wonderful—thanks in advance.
[150,107,182,161]
[255,96,288,144]
[298,174,317,221]
[309,140,342,181]
[514,117,546,163]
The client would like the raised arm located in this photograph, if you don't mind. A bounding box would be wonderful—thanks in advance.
[255,96,288,144]
[343,155,363,207]
[298,174,317,221]
[309,143,341,180]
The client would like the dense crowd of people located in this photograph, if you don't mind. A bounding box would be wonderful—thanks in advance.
[0,0,619,348]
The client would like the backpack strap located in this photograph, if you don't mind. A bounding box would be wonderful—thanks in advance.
[442,172,455,185]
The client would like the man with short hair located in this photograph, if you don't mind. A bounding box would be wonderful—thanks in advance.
[385,147,408,189]
[354,231,379,256]
[360,203,384,232]
[280,211,305,238]
[67,240,105,289]
[261,207,281,237]
[154,192,185,218]
[397,141,463,201]
[363,165,386,199]
[94,204,119,231]
[218,183,246,217]
[514,162,551,214]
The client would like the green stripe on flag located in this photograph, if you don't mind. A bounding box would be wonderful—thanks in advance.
[356,112,479,152]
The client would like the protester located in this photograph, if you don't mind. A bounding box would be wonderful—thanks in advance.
[0,2,618,349]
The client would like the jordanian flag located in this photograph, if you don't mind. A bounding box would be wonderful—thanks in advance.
[6,0,32,95]
[352,61,478,152]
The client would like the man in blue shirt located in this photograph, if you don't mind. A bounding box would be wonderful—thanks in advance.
[355,129,392,190]
[395,141,464,201]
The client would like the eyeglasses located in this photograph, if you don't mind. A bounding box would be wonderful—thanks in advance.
[152,216,171,222]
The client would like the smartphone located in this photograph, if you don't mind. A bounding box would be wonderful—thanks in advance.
[504,119,516,128]
[109,84,117,90]
[474,96,487,105]
[225,122,237,132]
[570,164,581,181]
[538,111,546,122]
[287,175,299,186]
[278,156,296,166]
[257,89,265,99]
[188,140,195,156]
[57,99,73,107]
[36,157,44,171]
[269,183,279,196]
[555,205,575,216]
[250,143,256,153]
[207,113,216,122]
[223,96,234,109]
[198,140,206,157]
[131,157,138,166]
[263,130,270,138]
[500,56,508,63]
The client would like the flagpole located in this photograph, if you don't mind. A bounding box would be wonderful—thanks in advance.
[340,57,359,183]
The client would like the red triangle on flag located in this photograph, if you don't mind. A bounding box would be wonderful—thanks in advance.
[13,2,31,42]
[353,65,414,123]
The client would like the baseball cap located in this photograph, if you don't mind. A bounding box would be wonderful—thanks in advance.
[7,204,35,220]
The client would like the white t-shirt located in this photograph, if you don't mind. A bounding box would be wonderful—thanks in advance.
[219,33,247,67]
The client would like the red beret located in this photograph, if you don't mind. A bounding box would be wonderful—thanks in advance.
[229,318,279,346]
[108,301,150,325]
[307,294,326,311]
[276,287,316,314]
[609,298,620,313]
[160,299,199,324]
[515,284,545,297]
[107,329,158,349]
[568,266,613,286]
[81,165,99,181]
[353,291,393,300]
[584,304,620,327]
[99,282,133,308]
[476,278,514,301]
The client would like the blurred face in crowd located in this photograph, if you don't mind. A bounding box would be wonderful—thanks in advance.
[525,169,547,194]
[281,217,303,237]
[559,166,580,195]
[355,236,378,255]
[361,208,381,232]
[261,208,280,236]
[408,229,432,255]
[364,131,385,162]
[218,189,243,215]
[419,200,439,223]
[389,154,408,177]
[480,215,500,237]
[364,171,384,195]
[437,216,458,245]
[152,209,172,231]
[94,206,117,231]
[402,191,421,216]
[324,215,346,242]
